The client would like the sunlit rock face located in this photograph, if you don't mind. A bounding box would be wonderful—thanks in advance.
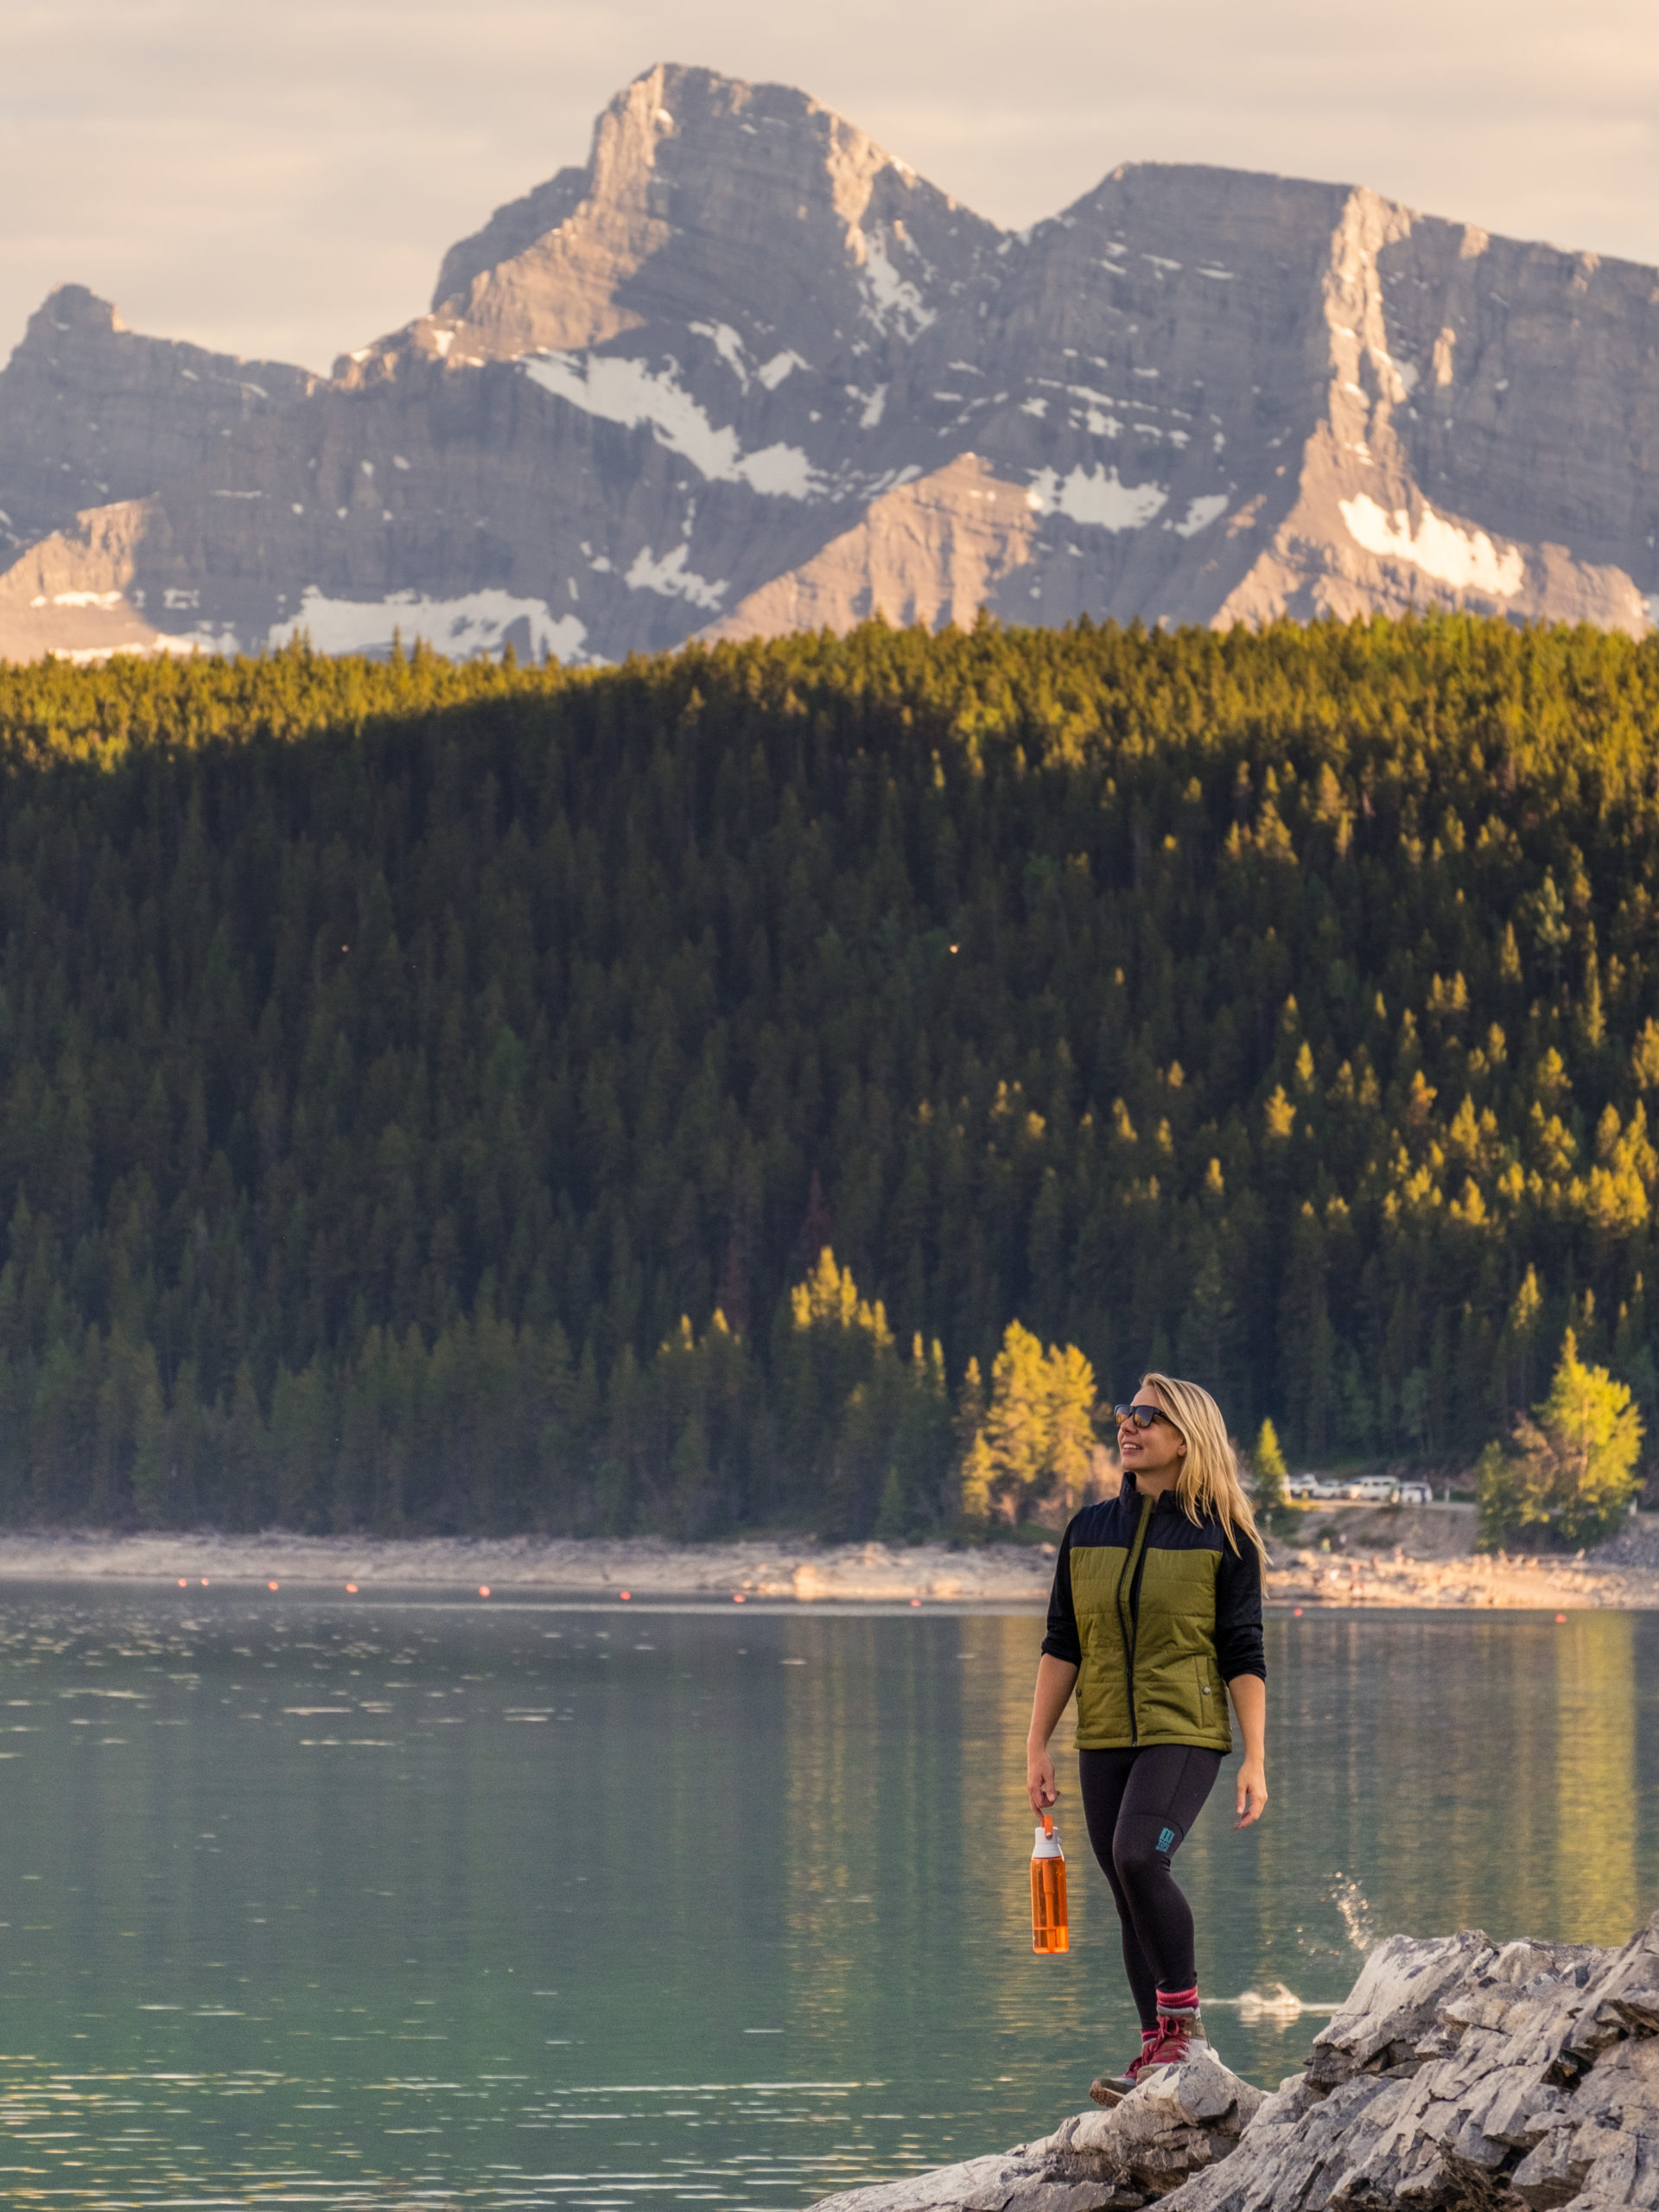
[3,61,1657,664]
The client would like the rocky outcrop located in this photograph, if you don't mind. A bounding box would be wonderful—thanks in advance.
[0,495,180,664]
[811,1910,1659,2212]
[1175,1916,1659,2212]
[705,454,1042,639]
[3,62,1659,663]
[810,2056,1262,2212]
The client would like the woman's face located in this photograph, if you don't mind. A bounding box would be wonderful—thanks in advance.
[1117,1383,1187,1483]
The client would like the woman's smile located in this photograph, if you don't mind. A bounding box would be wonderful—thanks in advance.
[1115,1395,1185,1485]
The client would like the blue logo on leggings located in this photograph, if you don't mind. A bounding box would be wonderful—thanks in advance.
[1158,1825,1177,1853]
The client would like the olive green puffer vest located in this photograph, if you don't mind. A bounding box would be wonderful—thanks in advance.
[1042,1484,1265,1751]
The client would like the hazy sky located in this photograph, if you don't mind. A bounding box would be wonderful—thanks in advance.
[6,0,1658,374]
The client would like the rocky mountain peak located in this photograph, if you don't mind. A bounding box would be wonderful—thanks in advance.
[0,283,315,551]
[22,284,130,344]
[343,63,995,383]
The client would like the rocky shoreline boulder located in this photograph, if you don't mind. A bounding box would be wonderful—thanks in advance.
[807,2051,1262,2212]
[811,1910,1659,2212]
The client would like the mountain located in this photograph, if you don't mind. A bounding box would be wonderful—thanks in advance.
[3,61,1657,664]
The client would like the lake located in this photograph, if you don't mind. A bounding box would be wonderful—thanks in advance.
[0,1590,1654,2209]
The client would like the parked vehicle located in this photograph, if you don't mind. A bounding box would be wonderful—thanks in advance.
[1284,1471,1432,1506]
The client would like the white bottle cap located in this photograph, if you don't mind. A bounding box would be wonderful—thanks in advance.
[1033,1822,1063,1857]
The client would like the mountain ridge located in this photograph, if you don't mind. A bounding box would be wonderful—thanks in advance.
[3,60,1656,664]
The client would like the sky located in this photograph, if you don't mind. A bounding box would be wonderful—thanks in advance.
[6,0,1658,376]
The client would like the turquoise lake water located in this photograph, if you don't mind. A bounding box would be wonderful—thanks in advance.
[0,1589,1654,2208]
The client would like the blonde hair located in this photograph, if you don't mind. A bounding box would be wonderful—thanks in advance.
[1139,1371,1269,1567]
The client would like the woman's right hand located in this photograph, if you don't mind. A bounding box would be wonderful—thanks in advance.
[1025,1656,1077,1815]
[1027,1743,1057,1815]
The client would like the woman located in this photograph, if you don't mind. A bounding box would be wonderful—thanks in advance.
[1026,1371,1268,2101]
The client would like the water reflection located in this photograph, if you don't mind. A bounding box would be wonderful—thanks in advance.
[0,2060,895,2206]
[1554,1611,1638,1943]
[0,1592,1649,2206]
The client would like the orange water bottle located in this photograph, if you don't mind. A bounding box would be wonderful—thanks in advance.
[1031,1813,1069,1954]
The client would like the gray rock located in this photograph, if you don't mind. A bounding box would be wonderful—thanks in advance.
[810,1910,1659,2212]
[1562,1912,1659,2062]
[808,2053,1261,2212]
[809,2151,1040,2212]
[4,60,1659,664]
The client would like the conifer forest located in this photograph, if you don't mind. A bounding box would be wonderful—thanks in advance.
[0,613,1656,1538]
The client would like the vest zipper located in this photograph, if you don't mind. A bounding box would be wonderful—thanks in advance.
[1118,1491,1154,1747]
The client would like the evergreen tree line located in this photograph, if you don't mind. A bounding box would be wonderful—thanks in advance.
[0,612,1658,1535]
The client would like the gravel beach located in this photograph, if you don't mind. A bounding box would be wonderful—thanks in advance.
[0,1509,1651,1607]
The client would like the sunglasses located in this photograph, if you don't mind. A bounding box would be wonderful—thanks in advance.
[1113,1402,1177,1430]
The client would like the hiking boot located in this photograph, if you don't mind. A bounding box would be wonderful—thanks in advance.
[1141,2006,1211,2072]
[1089,2039,1159,2106]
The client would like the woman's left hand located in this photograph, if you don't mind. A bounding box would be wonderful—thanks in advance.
[1235,1757,1268,1828]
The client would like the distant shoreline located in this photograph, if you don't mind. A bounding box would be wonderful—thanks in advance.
[0,1518,1651,1610]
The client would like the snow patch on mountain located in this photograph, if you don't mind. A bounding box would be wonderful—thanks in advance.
[520,352,819,498]
[1027,465,1167,531]
[1173,493,1230,537]
[858,229,937,340]
[740,444,817,497]
[269,587,592,662]
[1339,493,1524,596]
[690,321,750,385]
[624,543,728,608]
[757,350,808,391]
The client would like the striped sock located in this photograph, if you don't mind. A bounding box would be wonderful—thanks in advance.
[1156,1984,1199,2014]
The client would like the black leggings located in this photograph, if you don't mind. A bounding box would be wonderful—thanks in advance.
[1078,1745,1222,2030]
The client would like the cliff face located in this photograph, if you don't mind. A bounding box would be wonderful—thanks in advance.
[0,286,315,552]
[808,1907,1659,2212]
[3,61,1658,664]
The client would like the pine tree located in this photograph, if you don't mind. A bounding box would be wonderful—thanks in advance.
[129,1340,168,1528]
